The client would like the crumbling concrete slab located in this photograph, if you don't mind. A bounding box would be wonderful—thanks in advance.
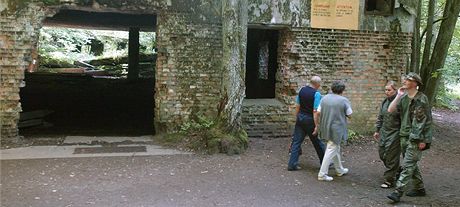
[62,135,154,145]
[0,144,191,160]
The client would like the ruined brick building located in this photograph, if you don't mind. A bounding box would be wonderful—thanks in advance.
[1,0,416,145]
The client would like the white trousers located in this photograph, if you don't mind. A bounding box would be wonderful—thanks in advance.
[318,141,346,177]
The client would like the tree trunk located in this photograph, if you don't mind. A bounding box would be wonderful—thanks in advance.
[220,0,248,132]
[410,0,422,73]
[423,0,460,104]
[420,0,436,88]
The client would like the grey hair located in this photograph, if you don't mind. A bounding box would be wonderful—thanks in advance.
[310,76,322,85]
[331,81,346,94]
[386,80,397,90]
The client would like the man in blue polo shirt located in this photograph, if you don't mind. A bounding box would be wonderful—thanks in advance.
[288,76,326,171]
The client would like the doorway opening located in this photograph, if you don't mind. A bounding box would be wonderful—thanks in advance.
[19,9,157,137]
[245,29,279,99]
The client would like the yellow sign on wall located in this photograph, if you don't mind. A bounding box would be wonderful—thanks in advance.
[311,0,360,30]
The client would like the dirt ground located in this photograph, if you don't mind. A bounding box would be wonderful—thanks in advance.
[1,104,459,206]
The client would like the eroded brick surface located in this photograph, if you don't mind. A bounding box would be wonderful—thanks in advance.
[155,11,223,132]
[1,4,46,144]
[277,28,412,133]
[1,0,415,145]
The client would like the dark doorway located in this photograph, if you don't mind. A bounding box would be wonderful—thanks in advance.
[19,9,157,138]
[365,0,395,16]
[245,29,278,99]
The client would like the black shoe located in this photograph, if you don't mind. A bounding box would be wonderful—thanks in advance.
[387,191,402,203]
[287,166,301,171]
[406,188,426,197]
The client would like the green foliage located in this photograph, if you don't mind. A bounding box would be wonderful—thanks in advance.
[42,0,60,5]
[434,84,459,111]
[180,116,215,133]
[418,0,459,105]
[162,116,249,155]
[431,16,460,110]
[38,27,156,69]
[347,129,363,143]
[443,47,460,86]
[40,56,75,68]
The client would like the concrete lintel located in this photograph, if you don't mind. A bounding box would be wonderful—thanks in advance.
[248,23,289,30]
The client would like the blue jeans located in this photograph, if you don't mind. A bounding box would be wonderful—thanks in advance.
[288,113,325,169]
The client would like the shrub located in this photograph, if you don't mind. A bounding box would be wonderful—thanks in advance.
[347,129,364,144]
[162,116,248,155]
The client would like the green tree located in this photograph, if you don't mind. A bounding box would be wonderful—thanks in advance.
[412,0,460,104]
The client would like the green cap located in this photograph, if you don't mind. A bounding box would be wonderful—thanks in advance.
[405,72,423,86]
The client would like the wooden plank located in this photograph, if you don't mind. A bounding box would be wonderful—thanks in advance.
[18,119,43,128]
[20,110,53,121]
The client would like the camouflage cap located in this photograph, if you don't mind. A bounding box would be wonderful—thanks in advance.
[405,72,423,86]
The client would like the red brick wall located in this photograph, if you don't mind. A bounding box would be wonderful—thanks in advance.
[277,28,412,133]
[0,5,46,144]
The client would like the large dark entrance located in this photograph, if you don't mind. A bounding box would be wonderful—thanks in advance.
[245,29,279,99]
[19,9,157,137]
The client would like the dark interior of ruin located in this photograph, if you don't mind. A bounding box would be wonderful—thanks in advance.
[245,29,279,99]
[20,76,155,137]
[19,9,157,137]
[365,0,395,15]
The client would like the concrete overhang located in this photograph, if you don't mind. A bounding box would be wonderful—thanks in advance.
[43,8,156,32]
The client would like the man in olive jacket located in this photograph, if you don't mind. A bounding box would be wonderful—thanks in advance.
[374,81,401,188]
[386,73,433,203]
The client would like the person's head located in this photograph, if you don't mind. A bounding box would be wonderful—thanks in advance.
[385,81,397,97]
[402,72,422,90]
[331,81,346,95]
[310,76,322,89]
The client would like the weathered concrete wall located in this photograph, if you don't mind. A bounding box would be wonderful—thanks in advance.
[277,28,412,133]
[248,0,310,27]
[248,0,418,33]
[360,0,417,33]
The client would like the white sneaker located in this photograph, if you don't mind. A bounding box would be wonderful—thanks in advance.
[336,168,349,177]
[318,175,334,181]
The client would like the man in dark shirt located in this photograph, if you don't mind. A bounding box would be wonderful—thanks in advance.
[287,76,325,171]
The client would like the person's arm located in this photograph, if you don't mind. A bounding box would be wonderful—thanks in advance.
[374,100,384,140]
[313,104,321,135]
[345,99,353,119]
[294,95,300,116]
[388,87,405,113]
[312,92,322,135]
